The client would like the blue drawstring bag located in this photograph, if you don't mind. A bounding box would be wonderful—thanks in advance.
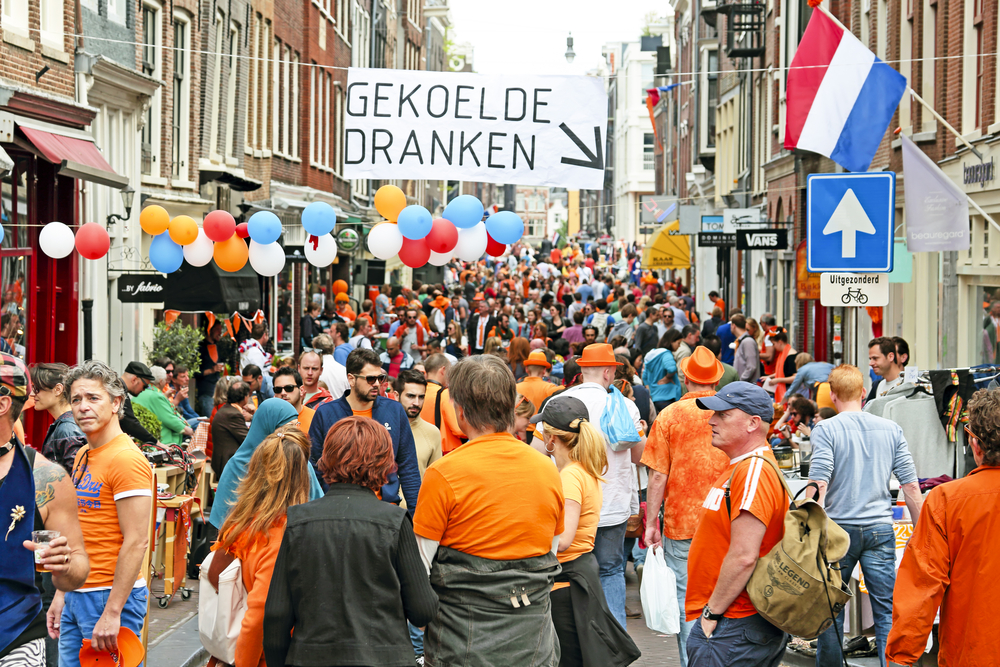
[600,385,641,451]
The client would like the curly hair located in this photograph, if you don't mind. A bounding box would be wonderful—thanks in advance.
[319,416,396,492]
[967,390,1000,466]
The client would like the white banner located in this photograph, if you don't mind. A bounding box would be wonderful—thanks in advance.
[819,273,889,307]
[343,68,608,189]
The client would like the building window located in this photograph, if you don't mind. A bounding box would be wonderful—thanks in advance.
[2,0,28,35]
[921,0,936,133]
[273,39,281,155]
[283,46,292,156]
[334,85,344,174]
[407,0,419,25]
[643,134,655,170]
[209,12,224,161]
[39,0,64,49]
[260,21,272,152]
[876,0,887,60]
[352,0,370,68]
[336,0,350,40]
[974,0,984,129]
[171,15,190,181]
[706,49,718,148]
[141,3,162,177]
[225,24,239,159]
[292,53,300,159]
[247,14,259,153]
[310,65,317,165]
[311,69,332,171]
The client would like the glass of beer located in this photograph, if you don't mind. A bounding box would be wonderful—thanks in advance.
[32,530,60,572]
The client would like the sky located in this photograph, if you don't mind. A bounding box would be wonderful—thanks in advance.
[446,0,670,77]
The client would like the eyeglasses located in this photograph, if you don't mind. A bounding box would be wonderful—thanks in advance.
[354,374,388,385]
[274,384,300,394]
[965,424,980,442]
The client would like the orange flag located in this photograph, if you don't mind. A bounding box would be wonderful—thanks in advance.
[163,310,181,330]
[205,311,216,331]
[224,318,235,340]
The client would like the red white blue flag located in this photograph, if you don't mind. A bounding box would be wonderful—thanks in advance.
[784,9,906,172]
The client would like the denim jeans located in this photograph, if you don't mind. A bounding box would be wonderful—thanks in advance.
[687,613,786,667]
[408,622,424,656]
[594,521,628,628]
[816,524,896,667]
[197,392,214,418]
[661,538,696,667]
[59,587,148,667]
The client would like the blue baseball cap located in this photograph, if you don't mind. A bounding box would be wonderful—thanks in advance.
[696,381,774,422]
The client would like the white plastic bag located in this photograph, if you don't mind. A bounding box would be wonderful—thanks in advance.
[198,550,247,664]
[639,545,681,635]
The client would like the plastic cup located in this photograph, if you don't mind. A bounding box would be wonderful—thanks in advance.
[32,530,60,572]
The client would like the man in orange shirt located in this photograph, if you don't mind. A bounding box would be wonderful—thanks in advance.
[516,351,560,411]
[642,347,730,667]
[684,382,788,667]
[413,355,564,665]
[887,390,1000,667]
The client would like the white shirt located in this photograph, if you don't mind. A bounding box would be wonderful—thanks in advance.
[873,374,904,399]
[476,316,488,350]
[534,382,643,527]
[348,334,373,350]
[319,355,350,399]
[400,325,422,362]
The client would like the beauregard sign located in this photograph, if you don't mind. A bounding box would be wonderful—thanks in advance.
[343,68,608,190]
[736,229,788,250]
[963,157,995,188]
[117,274,167,302]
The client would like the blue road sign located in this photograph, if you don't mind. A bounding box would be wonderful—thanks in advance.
[807,172,895,273]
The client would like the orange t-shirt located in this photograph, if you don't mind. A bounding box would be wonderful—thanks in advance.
[640,391,730,540]
[413,432,565,560]
[297,405,315,436]
[685,447,788,620]
[516,377,561,412]
[353,407,373,419]
[72,433,154,589]
[553,462,602,591]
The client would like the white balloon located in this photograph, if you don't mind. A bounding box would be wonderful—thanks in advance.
[428,250,451,266]
[453,223,488,262]
[39,222,75,259]
[367,222,403,260]
[305,233,338,267]
[183,228,215,267]
[248,240,286,276]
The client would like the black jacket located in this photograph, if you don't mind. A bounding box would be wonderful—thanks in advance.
[555,552,642,667]
[466,313,498,353]
[263,485,437,667]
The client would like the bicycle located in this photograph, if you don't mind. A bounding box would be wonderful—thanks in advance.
[841,288,868,305]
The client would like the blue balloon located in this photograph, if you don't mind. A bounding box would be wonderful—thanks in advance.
[248,211,282,244]
[301,201,336,236]
[397,205,433,240]
[149,232,184,273]
[442,195,485,229]
[0,223,5,245]
[485,210,524,245]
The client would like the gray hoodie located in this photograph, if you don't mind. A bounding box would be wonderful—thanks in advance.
[734,333,761,383]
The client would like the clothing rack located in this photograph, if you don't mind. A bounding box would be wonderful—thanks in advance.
[914,365,1000,384]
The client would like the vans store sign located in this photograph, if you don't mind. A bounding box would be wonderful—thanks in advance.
[344,68,608,190]
[736,229,788,251]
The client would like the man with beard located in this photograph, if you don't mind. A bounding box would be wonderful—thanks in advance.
[394,369,441,479]
[308,348,421,511]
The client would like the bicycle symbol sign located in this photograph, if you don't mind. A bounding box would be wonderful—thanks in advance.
[820,273,888,308]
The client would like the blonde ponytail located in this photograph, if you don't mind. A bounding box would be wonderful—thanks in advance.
[546,419,608,482]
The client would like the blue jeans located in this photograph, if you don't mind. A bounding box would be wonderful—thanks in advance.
[687,613,786,667]
[408,622,424,656]
[633,540,647,567]
[59,587,148,667]
[594,521,628,628]
[197,392,214,418]
[816,524,896,667]
[661,538,696,667]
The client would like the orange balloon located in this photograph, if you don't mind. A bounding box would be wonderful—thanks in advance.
[374,185,407,222]
[139,205,170,236]
[168,215,199,246]
[214,235,249,272]
[333,279,348,294]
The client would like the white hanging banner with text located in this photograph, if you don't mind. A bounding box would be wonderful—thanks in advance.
[343,67,608,190]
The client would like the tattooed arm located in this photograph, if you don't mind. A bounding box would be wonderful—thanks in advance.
[29,456,89,591]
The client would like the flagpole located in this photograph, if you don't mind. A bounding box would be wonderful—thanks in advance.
[907,88,984,161]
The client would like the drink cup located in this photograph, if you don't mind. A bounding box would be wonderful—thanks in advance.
[32,530,60,572]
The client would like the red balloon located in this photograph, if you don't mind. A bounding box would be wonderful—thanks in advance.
[486,234,506,257]
[204,210,236,242]
[398,236,431,268]
[549,249,561,263]
[75,222,110,260]
[235,222,250,239]
[426,218,459,254]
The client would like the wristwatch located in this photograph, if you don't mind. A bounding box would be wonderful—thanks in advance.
[702,605,724,622]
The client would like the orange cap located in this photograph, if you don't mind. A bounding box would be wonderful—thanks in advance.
[679,346,725,385]
[576,343,622,367]
[79,629,144,667]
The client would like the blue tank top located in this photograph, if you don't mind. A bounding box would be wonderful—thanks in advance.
[0,443,42,653]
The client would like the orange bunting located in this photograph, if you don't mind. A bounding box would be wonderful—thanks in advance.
[252,309,265,324]
[224,318,235,340]
[233,314,243,335]
[205,312,216,332]
[163,310,181,331]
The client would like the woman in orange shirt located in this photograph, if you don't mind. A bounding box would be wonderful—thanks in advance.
[209,426,313,667]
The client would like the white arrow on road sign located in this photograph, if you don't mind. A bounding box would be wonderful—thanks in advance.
[822,188,876,258]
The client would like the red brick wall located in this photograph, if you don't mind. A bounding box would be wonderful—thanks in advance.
[0,0,76,102]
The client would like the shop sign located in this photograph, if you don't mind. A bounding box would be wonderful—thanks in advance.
[117,274,167,302]
[963,158,995,188]
[819,272,888,307]
[796,239,821,300]
[698,232,735,247]
[336,228,360,251]
[736,229,788,250]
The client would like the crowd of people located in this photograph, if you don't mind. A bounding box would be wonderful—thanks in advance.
[2,243,997,667]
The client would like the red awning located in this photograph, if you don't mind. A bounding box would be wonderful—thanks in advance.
[20,126,128,189]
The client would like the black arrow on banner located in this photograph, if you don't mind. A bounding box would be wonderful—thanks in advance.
[559,123,604,170]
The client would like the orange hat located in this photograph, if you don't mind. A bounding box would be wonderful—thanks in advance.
[394,295,407,307]
[679,346,725,385]
[335,292,349,302]
[432,295,449,308]
[524,350,551,369]
[576,343,622,367]
[79,628,144,667]
[474,293,485,301]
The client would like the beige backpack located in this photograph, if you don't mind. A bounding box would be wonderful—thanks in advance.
[724,455,853,640]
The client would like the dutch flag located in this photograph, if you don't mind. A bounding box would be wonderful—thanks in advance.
[784,8,907,173]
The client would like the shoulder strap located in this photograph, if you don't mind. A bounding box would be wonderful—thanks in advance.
[724,454,792,518]
[434,386,443,429]
[23,443,36,468]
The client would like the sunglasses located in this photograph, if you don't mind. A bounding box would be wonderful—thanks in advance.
[274,384,300,394]
[165,369,174,374]
[354,374,388,385]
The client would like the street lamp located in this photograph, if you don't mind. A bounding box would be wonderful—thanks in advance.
[106,184,135,229]
[565,33,575,64]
